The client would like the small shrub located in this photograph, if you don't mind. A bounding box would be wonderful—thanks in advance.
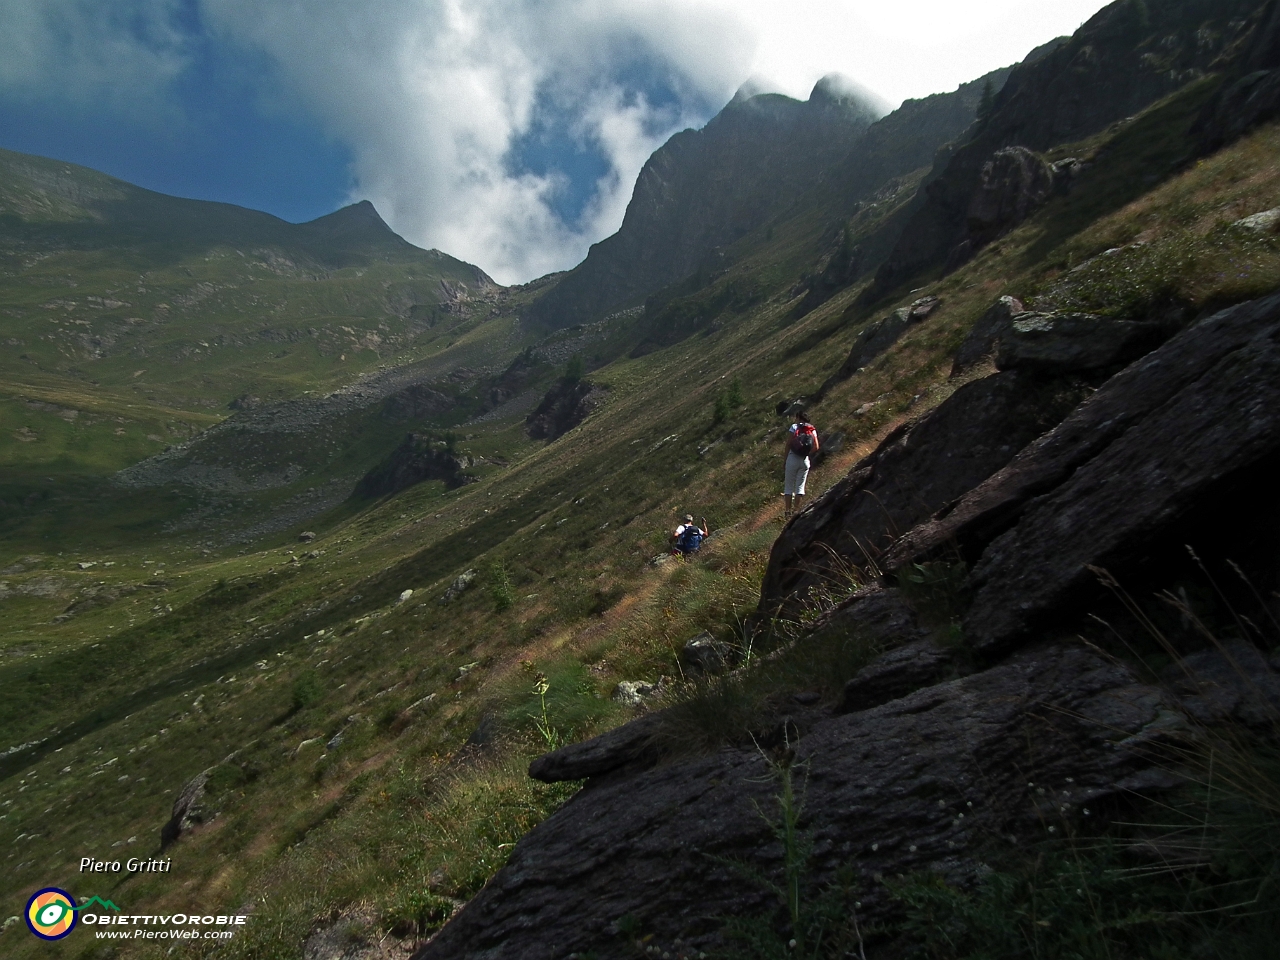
[292,670,322,711]
[489,560,514,612]
[713,392,732,425]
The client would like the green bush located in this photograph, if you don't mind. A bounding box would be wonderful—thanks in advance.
[291,670,322,711]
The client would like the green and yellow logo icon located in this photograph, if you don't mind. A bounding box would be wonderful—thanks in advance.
[25,887,78,940]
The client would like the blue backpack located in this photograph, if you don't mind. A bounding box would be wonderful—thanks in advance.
[677,524,704,554]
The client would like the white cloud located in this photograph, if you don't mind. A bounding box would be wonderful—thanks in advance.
[199,0,758,282]
[0,0,1113,282]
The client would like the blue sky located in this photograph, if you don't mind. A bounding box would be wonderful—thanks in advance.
[0,1,1110,283]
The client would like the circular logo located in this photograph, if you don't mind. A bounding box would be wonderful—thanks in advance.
[25,887,78,940]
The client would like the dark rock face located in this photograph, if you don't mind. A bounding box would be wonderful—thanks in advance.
[761,370,1090,613]
[837,638,959,713]
[160,768,213,848]
[965,146,1056,247]
[354,434,479,498]
[887,292,1280,655]
[1163,640,1280,727]
[525,379,608,441]
[870,0,1258,298]
[1196,0,1280,152]
[529,712,666,784]
[415,641,1183,960]
[993,311,1171,375]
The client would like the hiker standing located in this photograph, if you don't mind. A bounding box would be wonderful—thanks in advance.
[782,411,819,520]
[672,514,709,555]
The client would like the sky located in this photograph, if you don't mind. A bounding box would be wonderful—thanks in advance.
[0,0,1112,284]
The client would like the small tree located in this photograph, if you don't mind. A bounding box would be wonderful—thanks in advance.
[564,354,584,384]
[713,392,731,425]
[490,561,514,612]
[977,78,996,121]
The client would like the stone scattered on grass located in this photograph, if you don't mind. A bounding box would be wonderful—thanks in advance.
[1234,206,1280,234]
[441,569,477,602]
[612,679,665,707]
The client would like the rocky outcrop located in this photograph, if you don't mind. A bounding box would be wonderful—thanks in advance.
[995,311,1171,374]
[680,631,733,675]
[964,146,1056,248]
[888,291,1280,655]
[1195,0,1280,153]
[529,711,666,784]
[415,640,1186,960]
[950,295,1025,374]
[869,0,1258,298]
[761,369,1091,612]
[837,637,959,713]
[382,384,456,421]
[525,379,608,441]
[160,768,214,848]
[354,434,481,498]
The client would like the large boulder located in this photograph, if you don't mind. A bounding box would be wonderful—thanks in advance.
[964,146,1056,248]
[993,311,1170,375]
[414,641,1184,960]
[888,291,1280,656]
[950,295,1024,375]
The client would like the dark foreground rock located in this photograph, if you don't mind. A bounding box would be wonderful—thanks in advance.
[414,641,1183,960]
[889,291,1280,655]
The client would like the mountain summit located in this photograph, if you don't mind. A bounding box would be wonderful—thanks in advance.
[526,81,887,328]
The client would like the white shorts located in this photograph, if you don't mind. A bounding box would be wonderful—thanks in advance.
[784,452,810,496]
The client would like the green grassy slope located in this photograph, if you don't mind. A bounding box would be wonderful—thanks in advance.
[0,148,500,462]
[2,81,1280,959]
[0,149,546,551]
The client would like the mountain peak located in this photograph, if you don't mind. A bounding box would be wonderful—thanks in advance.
[809,73,891,117]
[300,199,413,251]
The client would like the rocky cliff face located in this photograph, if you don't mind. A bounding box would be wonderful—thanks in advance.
[869,0,1262,298]
[526,76,885,330]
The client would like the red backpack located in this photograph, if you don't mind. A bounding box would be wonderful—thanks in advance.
[790,423,816,456]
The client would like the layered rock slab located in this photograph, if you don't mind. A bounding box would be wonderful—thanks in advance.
[414,642,1179,960]
[886,292,1280,654]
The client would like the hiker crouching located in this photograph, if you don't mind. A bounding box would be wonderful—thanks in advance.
[672,514,708,556]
